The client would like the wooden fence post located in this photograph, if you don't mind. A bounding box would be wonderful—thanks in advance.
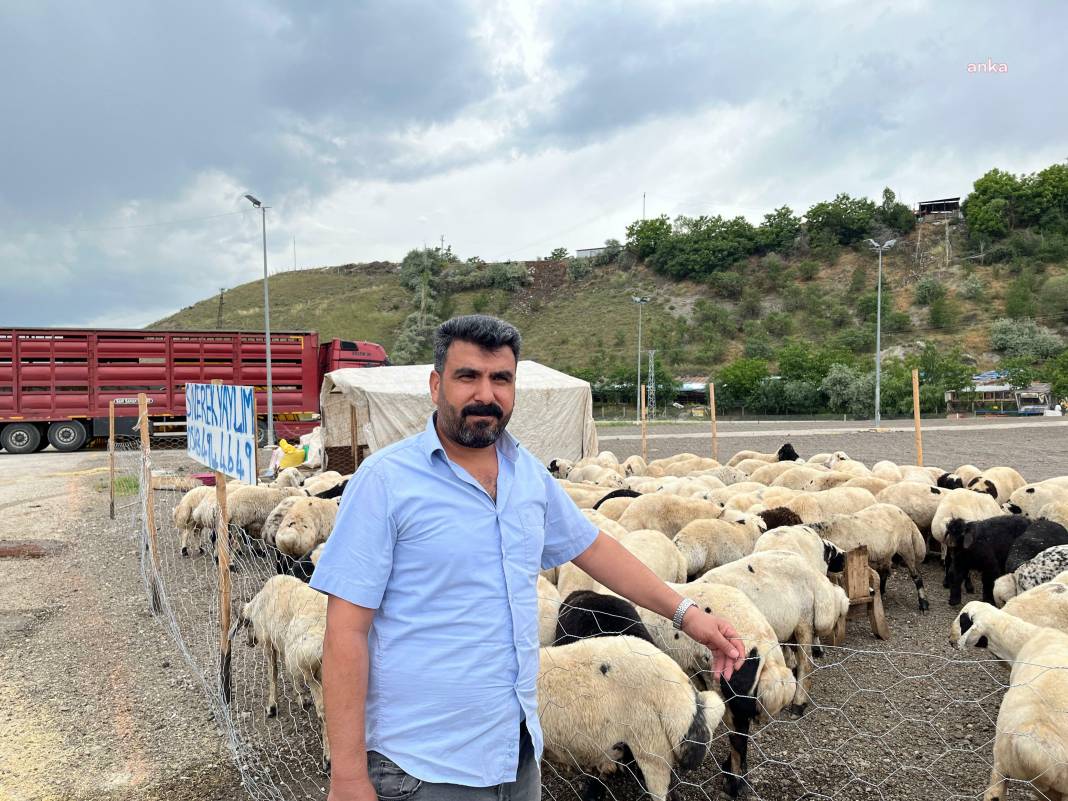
[640,384,648,463]
[138,393,162,614]
[211,378,234,705]
[708,381,719,463]
[350,405,360,469]
[108,400,116,520]
[912,368,924,467]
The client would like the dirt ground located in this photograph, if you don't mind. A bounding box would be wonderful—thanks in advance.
[1,419,1065,800]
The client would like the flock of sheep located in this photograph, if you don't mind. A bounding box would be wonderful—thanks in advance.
[163,445,1068,801]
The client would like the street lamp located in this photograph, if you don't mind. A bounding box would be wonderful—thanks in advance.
[632,296,650,423]
[245,194,275,449]
[867,238,897,428]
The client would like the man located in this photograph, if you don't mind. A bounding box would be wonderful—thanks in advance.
[311,314,743,801]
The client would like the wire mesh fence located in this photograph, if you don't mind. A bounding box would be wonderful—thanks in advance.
[117,433,1068,801]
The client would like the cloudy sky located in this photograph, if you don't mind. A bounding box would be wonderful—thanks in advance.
[3,1,1066,328]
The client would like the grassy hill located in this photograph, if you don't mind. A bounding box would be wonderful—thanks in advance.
[151,218,1068,379]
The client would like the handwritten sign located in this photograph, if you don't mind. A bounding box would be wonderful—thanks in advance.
[185,383,257,483]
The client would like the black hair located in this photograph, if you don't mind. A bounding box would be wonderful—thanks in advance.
[433,315,521,373]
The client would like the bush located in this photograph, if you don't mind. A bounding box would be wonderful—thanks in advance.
[709,270,745,300]
[693,299,735,336]
[914,276,946,306]
[1004,275,1037,318]
[739,288,762,319]
[928,296,959,330]
[848,265,868,296]
[959,275,985,301]
[763,312,793,337]
[472,293,490,314]
[1039,274,1068,320]
[744,334,775,360]
[798,260,820,281]
[566,258,592,281]
[990,317,1064,359]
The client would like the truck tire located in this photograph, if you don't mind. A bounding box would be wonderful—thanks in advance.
[1,423,42,455]
[47,420,88,452]
[257,421,269,448]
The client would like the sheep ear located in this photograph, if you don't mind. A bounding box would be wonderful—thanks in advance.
[963,528,977,550]
[956,611,985,649]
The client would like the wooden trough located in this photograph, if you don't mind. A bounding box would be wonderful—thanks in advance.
[830,546,890,645]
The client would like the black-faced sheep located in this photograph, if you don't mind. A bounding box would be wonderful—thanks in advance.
[538,636,725,801]
[875,482,945,535]
[553,590,656,645]
[943,515,1030,606]
[930,488,1003,547]
[1003,478,1068,517]
[1004,518,1068,573]
[756,506,804,531]
[994,545,1068,606]
[301,470,346,496]
[273,496,338,575]
[950,602,1068,801]
[752,524,847,574]
[966,466,1026,505]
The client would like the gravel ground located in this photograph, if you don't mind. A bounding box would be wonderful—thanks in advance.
[2,419,1064,800]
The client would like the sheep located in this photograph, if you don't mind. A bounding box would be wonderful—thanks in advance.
[648,452,703,468]
[943,515,1030,606]
[658,457,722,476]
[733,458,777,476]
[930,488,1004,546]
[621,455,647,476]
[772,466,831,490]
[966,466,1026,505]
[634,581,796,797]
[1005,518,1068,573]
[994,545,1068,606]
[755,506,804,532]
[557,529,686,598]
[312,478,349,500]
[783,486,876,524]
[566,464,625,488]
[898,465,937,485]
[752,525,847,574]
[616,494,725,537]
[582,508,629,539]
[950,602,1068,801]
[841,475,892,495]
[748,460,804,485]
[871,460,903,482]
[261,495,303,548]
[287,542,325,583]
[538,636,726,801]
[726,443,799,467]
[673,515,768,578]
[935,471,965,490]
[706,482,768,503]
[723,491,768,514]
[1004,479,1068,517]
[1001,571,1068,634]
[592,496,639,521]
[697,551,849,715]
[1039,501,1068,529]
[553,590,655,645]
[537,575,562,646]
[950,464,982,486]
[875,482,946,534]
[194,486,308,560]
[825,456,872,478]
[559,482,614,509]
[269,466,305,488]
[174,484,220,556]
[274,497,339,577]
[810,503,930,611]
[233,575,330,771]
[801,471,857,492]
[301,470,345,496]
[547,458,574,479]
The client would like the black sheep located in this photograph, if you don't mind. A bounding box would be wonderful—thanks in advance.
[1005,519,1068,573]
[777,443,800,462]
[554,590,656,646]
[945,515,1030,605]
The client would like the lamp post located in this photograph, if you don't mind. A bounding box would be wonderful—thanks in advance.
[632,296,650,423]
[867,238,897,428]
[245,194,275,449]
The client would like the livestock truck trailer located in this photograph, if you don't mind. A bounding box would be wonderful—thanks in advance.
[0,328,389,454]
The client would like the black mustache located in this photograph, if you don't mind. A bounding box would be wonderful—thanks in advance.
[462,403,503,419]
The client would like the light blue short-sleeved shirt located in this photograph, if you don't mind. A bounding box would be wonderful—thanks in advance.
[310,414,598,786]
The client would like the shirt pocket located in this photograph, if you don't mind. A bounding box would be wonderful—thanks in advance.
[518,505,546,569]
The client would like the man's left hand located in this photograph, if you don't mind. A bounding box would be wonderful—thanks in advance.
[681,608,746,682]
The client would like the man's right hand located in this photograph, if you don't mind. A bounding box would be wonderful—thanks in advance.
[327,775,378,801]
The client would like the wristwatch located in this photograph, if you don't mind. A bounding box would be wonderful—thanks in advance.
[672,597,698,630]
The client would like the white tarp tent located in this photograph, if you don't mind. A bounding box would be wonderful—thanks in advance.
[320,360,598,465]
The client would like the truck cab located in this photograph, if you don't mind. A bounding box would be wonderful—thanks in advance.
[318,339,391,373]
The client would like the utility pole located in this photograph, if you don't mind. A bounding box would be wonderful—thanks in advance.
[631,296,650,423]
[867,239,897,429]
[945,219,951,268]
[293,236,296,272]
[642,192,646,221]
[440,234,445,252]
[244,194,275,448]
[216,288,226,329]
[647,350,656,418]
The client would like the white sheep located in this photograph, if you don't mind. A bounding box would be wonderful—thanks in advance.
[783,486,876,524]
[548,458,574,479]
[270,466,305,488]
[800,471,855,492]
[871,460,903,482]
[562,464,625,488]
[691,465,750,486]
[698,550,849,712]
[235,575,330,771]
[174,484,224,556]
[616,494,725,537]
[968,466,1027,504]
[876,482,946,534]
[772,466,831,490]
[673,515,768,578]
[194,485,307,552]
[621,454,647,476]
[898,465,937,485]
[752,524,847,575]
[1004,479,1068,517]
[811,503,930,611]
[747,461,803,485]
[261,495,303,548]
[930,488,1003,545]
[951,602,1068,800]
[658,456,722,476]
[274,497,338,559]
[581,508,629,539]
[951,464,983,486]
[1001,571,1068,633]
[592,495,638,521]
[557,528,685,598]
[301,470,345,496]
[538,635,725,801]
[1039,501,1068,529]
[537,575,562,646]
[841,475,892,495]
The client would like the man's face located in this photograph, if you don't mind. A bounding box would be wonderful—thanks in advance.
[429,340,516,449]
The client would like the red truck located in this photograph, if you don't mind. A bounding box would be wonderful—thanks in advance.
[0,328,389,454]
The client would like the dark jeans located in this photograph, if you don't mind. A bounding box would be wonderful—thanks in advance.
[367,724,539,801]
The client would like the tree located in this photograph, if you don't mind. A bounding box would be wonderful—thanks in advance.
[963,168,1024,239]
[804,193,877,245]
[548,247,569,260]
[875,187,916,235]
[716,359,769,411]
[757,206,801,253]
[625,215,672,258]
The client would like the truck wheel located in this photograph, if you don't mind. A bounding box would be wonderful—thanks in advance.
[47,420,88,452]
[1,423,42,455]
[257,421,269,448]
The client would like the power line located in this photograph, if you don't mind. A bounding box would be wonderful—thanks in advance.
[67,209,248,234]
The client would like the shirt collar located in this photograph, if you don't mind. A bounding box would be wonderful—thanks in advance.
[421,412,519,465]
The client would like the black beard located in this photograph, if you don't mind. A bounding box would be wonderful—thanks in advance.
[437,402,509,449]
